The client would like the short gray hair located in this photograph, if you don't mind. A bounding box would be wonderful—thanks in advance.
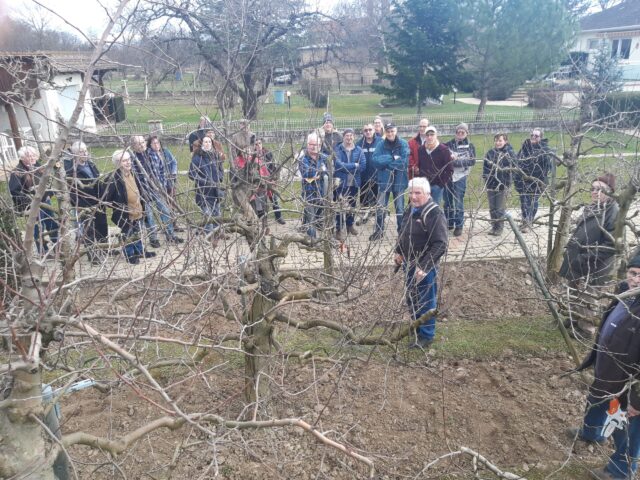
[307,132,319,145]
[17,145,38,159]
[70,141,87,154]
[130,135,145,145]
[112,149,130,166]
[408,177,431,194]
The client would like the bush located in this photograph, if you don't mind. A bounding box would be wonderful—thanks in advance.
[595,92,640,128]
[299,78,331,108]
[527,88,562,109]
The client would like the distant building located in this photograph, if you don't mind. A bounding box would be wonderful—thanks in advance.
[573,0,640,90]
[0,51,120,154]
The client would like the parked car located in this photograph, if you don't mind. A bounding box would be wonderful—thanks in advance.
[274,74,293,85]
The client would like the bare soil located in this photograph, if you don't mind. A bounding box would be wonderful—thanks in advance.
[59,260,603,479]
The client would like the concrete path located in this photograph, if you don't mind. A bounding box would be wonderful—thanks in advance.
[454,97,528,107]
[44,207,555,282]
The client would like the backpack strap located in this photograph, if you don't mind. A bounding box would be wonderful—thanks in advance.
[421,202,439,225]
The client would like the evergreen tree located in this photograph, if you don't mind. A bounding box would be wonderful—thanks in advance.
[372,0,463,114]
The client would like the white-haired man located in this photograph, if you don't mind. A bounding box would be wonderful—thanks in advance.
[104,150,156,264]
[9,145,59,254]
[63,141,108,263]
[394,177,448,349]
[299,133,328,239]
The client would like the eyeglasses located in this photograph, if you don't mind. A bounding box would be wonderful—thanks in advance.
[628,270,640,278]
[591,187,607,193]
[531,134,541,138]
[363,128,373,132]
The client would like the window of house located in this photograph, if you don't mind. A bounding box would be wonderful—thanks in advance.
[611,38,632,59]
[587,38,600,50]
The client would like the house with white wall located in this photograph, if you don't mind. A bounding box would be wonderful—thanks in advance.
[0,51,119,161]
[573,0,640,91]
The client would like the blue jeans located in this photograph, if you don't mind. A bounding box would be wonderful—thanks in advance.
[335,186,357,230]
[302,196,324,239]
[200,201,220,234]
[35,202,59,254]
[444,177,467,229]
[375,185,405,234]
[406,266,438,341]
[145,197,175,240]
[430,185,444,206]
[519,188,540,224]
[580,394,640,479]
[121,220,144,259]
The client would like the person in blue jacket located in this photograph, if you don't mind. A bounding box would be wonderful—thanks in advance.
[356,123,382,226]
[370,122,409,240]
[299,133,329,239]
[334,128,366,240]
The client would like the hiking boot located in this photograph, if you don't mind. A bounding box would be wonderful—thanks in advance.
[126,255,140,265]
[453,227,463,237]
[369,230,383,241]
[167,236,184,244]
[141,251,157,259]
[356,213,369,226]
[149,239,161,249]
[174,226,186,233]
[276,217,286,225]
[347,225,358,236]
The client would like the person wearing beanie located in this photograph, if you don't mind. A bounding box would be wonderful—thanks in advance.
[321,114,342,156]
[415,126,453,206]
[559,172,619,337]
[567,254,640,480]
[514,128,554,232]
[444,124,476,236]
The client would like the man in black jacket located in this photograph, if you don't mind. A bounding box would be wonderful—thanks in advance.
[64,141,108,263]
[394,177,448,349]
[568,255,640,480]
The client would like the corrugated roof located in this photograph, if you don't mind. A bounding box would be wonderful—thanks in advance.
[581,0,640,32]
[0,51,118,74]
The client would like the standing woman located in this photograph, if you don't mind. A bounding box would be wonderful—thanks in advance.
[146,136,182,229]
[482,133,516,236]
[189,137,224,238]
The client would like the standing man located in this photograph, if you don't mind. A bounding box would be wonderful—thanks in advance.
[334,128,366,240]
[299,133,329,239]
[560,173,619,337]
[321,113,342,157]
[395,177,448,349]
[416,126,453,205]
[515,128,554,231]
[63,141,108,263]
[356,123,383,225]
[567,255,640,480]
[445,123,476,237]
[255,138,285,225]
[370,123,409,240]
[408,118,430,179]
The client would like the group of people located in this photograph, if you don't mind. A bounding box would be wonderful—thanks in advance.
[299,114,556,242]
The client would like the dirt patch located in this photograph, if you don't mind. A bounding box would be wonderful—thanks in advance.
[58,260,599,479]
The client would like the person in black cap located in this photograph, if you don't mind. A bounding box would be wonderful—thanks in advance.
[566,254,640,480]
[560,172,619,337]
[369,122,409,240]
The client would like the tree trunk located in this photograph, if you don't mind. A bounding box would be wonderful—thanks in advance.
[244,292,275,404]
[613,178,639,279]
[475,87,488,122]
[242,88,259,121]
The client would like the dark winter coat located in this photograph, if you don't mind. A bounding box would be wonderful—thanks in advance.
[417,142,454,188]
[445,138,476,183]
[321,131,342,156]
[104,168,146,230]
[9,160,52,213]
[334,143,366,189]
[299,151,328,201]
[515,138,553,194]
[559,200,619,285]
[371,137,410,191]
[356,135,383,184]
[578,281,640,409]
[395,200,448,273]
[483,144,516,191]
[189,150,224,209]
[63,158,102,208]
